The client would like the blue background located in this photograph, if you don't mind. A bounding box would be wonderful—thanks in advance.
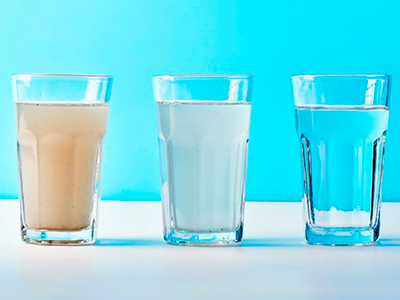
[0,0,399,201]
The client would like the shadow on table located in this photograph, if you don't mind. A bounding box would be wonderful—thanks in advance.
[377,239,400,247]
[95,238,165,247]
[241,238,400,247]
[241,238,306,247]
[96,238,305,247]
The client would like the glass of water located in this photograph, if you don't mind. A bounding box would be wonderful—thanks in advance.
[153,75,253,246]
[12,74,113,245]
[292,74,391,245]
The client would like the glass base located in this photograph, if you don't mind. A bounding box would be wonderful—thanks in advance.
[164,226,243,246]
[21,226,96,246]
[305,223,379,245]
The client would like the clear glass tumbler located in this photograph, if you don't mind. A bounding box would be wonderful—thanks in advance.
[292,74,391,245]
[153,75,253,246]
[12,74,113,245]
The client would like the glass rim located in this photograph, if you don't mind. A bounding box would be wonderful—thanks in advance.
[11,73,113,80]
[153,74,252,80]
[292,74,391,80]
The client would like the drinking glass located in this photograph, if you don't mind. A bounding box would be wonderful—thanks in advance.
[153,75,253,246]
[292,74,391,245]
[12,74,113,245]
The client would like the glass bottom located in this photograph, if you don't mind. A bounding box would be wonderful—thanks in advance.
[21,226,96,246]
[305,223,379,245]
[164,226,243,246]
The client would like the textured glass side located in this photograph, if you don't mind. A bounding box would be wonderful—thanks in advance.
[16,103,109,245]
[295,106,388,244]
[156,101,250,245]
[370,133,386,229]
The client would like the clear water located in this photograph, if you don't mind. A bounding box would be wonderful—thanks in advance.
[295,105,389,229]
[157,101,251,233]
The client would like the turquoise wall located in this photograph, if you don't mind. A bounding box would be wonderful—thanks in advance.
[0,0,399,201]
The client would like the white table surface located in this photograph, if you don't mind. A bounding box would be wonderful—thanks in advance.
[0,201,399,300]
